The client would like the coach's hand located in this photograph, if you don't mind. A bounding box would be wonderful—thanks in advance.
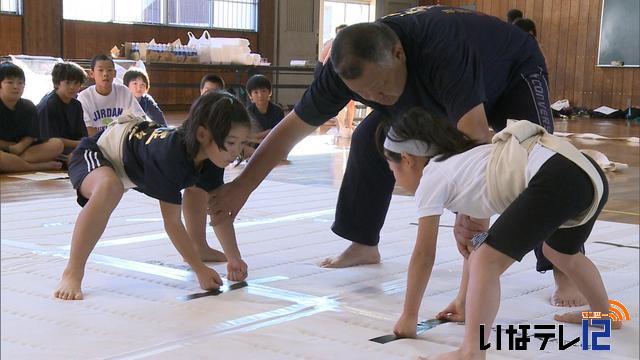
[208,180,250,226]
[454,214,489,255]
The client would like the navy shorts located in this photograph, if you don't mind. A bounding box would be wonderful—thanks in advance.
[480,154,608,261]
[68,133,114,207]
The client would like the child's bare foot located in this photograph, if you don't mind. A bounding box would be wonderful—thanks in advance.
[36,161,64,172]
[54,271,83,300]
[554,310,623,329]
[551,269,587,307]
[320,243,380,268]
[197,246,227,263]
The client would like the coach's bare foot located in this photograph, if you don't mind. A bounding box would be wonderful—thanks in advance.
[320,243,380,268]
[197,246,227,263]
[554,310,623,329]
[54,270,84,300]
[551,269,587,307]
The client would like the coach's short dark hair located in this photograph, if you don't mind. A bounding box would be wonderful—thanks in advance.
[330,22,399,80]
[246,74,271,93]
[52,62,87,88]
[507,9,523,23]
[123,67,150,89]
[0,62,25,82]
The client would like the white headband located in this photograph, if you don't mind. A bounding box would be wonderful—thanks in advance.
[383,127,439,157]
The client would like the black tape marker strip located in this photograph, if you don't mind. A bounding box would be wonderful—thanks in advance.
[179,281,248,301]
[593,241,639,249]
[370,318,452,344]
[410,222,454,228]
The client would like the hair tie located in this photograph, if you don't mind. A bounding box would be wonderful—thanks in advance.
[383,127,439,157]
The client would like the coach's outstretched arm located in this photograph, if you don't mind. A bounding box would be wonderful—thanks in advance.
[207,110,318,224]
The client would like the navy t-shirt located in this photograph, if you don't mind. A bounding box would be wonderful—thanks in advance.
[138,93,167,126]
[0,98,40,142]
[247,102,284,131]
[122,122,224,204]
[294,5,546,127]
[36,91,88,140]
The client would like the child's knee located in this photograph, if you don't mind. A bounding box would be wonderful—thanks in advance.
[51,138,64,153]
[472,244,513,273]
[92,176,125,201]
[41,138,64,154]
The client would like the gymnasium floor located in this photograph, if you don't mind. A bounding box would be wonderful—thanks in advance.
[1,118,638,359]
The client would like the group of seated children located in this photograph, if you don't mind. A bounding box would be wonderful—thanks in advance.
[77,54,146,136]
[1,62,65,173]
[196,72,285,160]
[1,55,169,173]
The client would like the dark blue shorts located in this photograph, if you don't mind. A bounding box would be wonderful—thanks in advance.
[68,133,114,207]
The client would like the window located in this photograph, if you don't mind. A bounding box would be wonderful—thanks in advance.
[168,0,211,27]
[115,0,162,24]
[212,0,257,31]
[0,0,21,14]
[64,0,112,22]
[322,1,371,43]
[63,0,258,31]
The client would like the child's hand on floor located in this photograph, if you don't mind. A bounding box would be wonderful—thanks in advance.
[436,298,465,322]
[227,257,248,281]
[393,313,418,338]
[194,265,223,290]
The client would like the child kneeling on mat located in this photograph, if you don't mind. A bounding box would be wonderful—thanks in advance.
[55,91,251,300]
[381,108,620,359]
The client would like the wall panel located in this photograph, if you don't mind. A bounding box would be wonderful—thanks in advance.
[0,14,22,55]
[22,0,62,56]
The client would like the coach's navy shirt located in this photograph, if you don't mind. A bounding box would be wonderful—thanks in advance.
[37,91,88,140]
[0,98,40,142]
[247,102,284,131]
[295,6,546,127]
[122,122,224,204]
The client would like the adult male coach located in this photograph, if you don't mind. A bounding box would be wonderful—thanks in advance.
[209,6,584,307]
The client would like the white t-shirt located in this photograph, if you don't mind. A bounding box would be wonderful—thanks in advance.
[78,83,145,131]
[415,144,556,219]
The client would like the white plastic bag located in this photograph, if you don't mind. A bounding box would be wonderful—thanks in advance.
[187,30,212,64]
[9,55,62,104]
